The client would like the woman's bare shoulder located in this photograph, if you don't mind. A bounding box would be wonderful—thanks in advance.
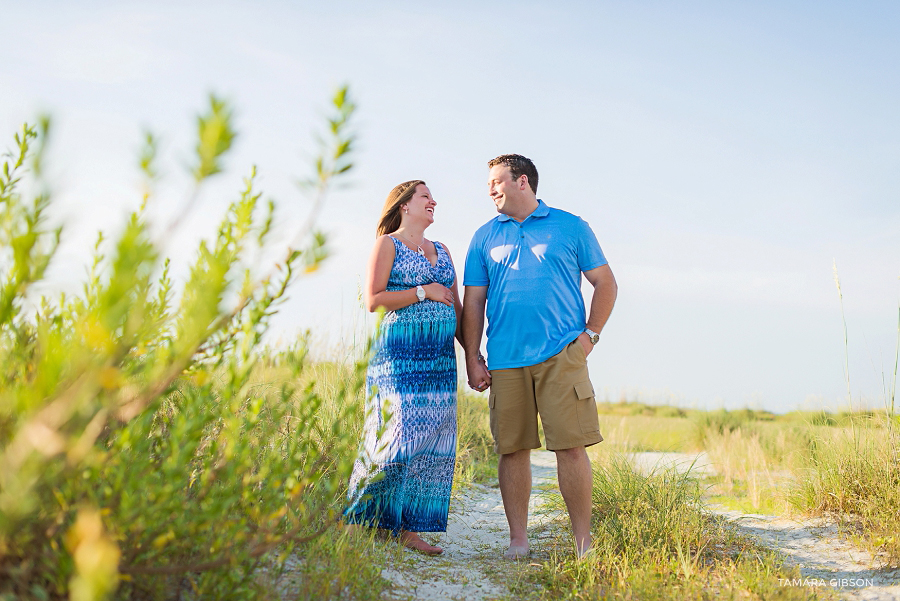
[372,234,397,254]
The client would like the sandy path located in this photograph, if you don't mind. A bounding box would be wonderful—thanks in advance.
[713,509,900,600]
[380,450,558,600]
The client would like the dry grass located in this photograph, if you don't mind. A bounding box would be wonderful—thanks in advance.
[703,427,793,514]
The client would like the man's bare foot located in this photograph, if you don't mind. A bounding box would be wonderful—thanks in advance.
[503,544,530,559]
[398,531,443,556]
[575,534,591,559]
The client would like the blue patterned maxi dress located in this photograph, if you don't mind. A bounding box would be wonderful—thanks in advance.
[344,236,458,534]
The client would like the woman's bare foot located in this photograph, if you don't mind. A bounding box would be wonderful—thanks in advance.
[398,531,443,556]
[503,544,529,559]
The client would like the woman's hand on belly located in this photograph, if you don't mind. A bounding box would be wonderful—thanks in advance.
[423,283,454,306]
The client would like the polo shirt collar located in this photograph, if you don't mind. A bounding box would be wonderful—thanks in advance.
[497,199,550,222]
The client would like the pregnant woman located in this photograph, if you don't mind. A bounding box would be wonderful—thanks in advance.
[344,180,464,555]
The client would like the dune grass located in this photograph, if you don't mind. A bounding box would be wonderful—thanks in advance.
[454,392,497,489]
[693,408,899,565]
[253,524,393,600]
[790,415,900,564]
[517,451,817,601]
[596,399,900,567]
[596,414,698,452]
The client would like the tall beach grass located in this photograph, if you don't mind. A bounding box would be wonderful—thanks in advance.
[791,415,900,564]
[525,450,813,600]
[593,397,900,567]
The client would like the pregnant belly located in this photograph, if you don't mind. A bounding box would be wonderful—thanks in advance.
[379,302,456,348]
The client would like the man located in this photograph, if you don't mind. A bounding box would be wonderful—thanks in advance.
[462,154,617,559]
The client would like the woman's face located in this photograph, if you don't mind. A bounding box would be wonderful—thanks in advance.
[403,184,436,225]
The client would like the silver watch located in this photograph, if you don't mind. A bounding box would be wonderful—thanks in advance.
[584,328,599,345]
[416,285,426,302]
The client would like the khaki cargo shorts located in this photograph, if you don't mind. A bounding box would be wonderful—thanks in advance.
[488,339,603,454]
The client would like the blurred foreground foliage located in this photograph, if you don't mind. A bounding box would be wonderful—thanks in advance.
[0,89,366,599]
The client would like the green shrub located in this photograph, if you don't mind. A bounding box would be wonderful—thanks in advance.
[0,89,365,599]
[691,408,774,447]
[657,406,687,418]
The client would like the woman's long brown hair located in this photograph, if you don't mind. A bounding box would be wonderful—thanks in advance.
[376,180,426,237]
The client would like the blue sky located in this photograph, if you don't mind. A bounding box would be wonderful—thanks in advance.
[2,1,898,411]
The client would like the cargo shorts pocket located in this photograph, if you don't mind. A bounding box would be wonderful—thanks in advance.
[574,380,600,435]
[568,338,587,364]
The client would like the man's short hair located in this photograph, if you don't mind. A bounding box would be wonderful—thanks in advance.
[488,154,538,194]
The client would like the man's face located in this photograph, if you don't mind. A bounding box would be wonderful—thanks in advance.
[487,164,522,215]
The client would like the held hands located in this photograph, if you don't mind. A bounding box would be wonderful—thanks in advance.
[466,354,491,392]
[423,283,454,306]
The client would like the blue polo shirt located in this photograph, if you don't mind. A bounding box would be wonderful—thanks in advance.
[463,200,608,369]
